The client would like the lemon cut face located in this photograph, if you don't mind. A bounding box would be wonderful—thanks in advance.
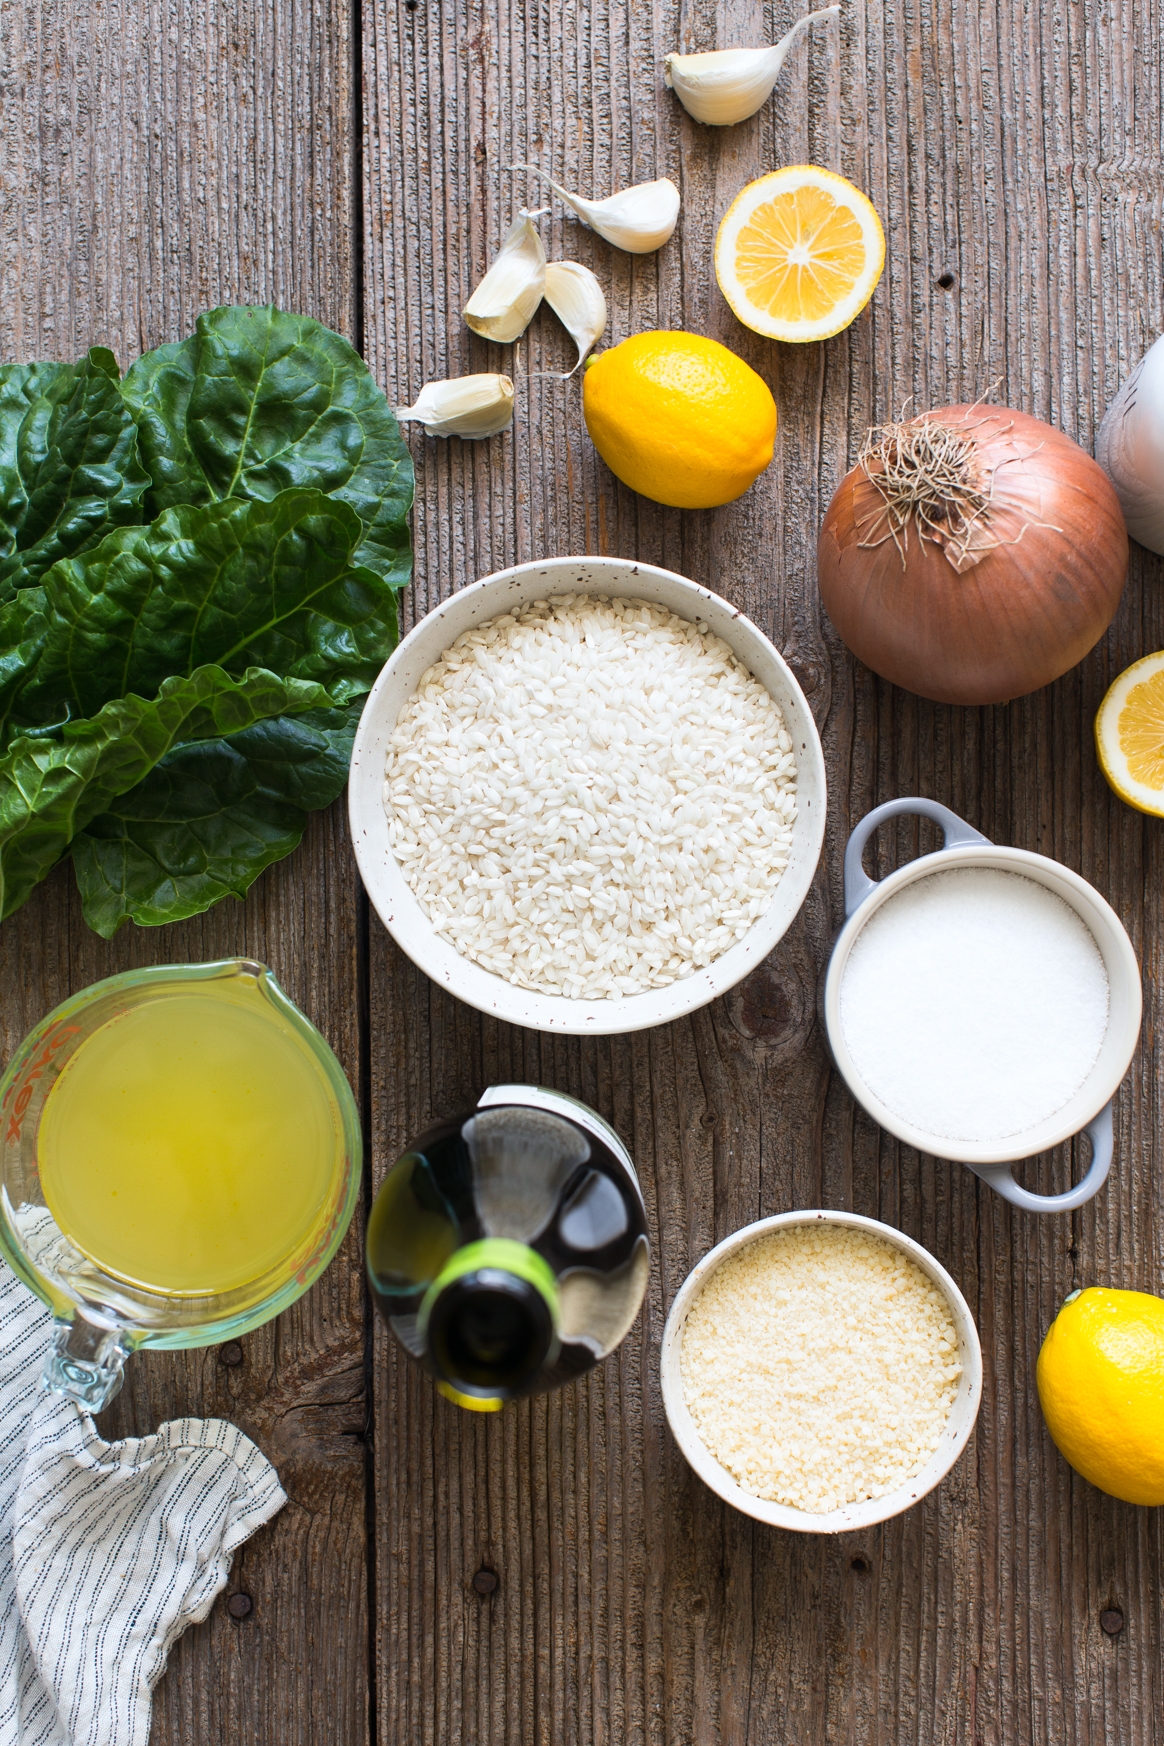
[715,166,885,343]
[1095,650,1164,817]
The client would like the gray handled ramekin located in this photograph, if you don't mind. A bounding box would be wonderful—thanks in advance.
[822,797,1142,1213]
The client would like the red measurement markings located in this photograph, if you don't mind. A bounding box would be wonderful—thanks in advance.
[3,1024,82,1143]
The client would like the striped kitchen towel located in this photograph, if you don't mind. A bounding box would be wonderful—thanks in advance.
[0,1263,286,1746]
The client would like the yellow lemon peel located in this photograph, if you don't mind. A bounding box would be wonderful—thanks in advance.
[582,330,777,510]
[1037,1287,1164,1506]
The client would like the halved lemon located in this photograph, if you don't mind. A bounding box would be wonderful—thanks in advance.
[715,166,885,343]
[1096,650,1164,817]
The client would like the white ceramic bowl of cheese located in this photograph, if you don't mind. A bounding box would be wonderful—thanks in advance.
[659,1209,983,1534]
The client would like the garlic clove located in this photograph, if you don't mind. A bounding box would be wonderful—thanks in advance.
[510,166,680,254]
[543,262,608,375]
[463,209,548,344]
[396,374,515,439]
[664,5,840,127]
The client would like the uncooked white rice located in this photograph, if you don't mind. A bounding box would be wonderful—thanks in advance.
[681,1223,962,1513]
[383,595,797,999]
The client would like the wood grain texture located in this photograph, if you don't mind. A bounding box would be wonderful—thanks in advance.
[0,2,370,1742]
[364,0,1164,1742]
[3,0,1163,1739]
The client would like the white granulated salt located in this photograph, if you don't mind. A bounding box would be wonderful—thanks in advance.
[382,595,797,1000]
[681,1223,962,1514]
[840,866,1109,1143]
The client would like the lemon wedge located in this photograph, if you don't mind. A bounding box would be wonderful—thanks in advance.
[1095,649,1164,817]
[715,166,885,343]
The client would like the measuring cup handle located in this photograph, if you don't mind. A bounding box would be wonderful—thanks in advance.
[965,1102,1114,1214]
[843,797,993,918]
[43,1310,131,1410]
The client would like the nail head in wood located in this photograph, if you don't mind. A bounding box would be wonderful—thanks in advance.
[227,1592,254,1619]
[472,1568,499,1595]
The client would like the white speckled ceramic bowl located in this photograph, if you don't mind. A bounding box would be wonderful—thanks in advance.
[348,556,826,1035]
[659,1209,983,1534]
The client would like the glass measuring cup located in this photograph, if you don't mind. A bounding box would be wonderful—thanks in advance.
[0,958,362,1409]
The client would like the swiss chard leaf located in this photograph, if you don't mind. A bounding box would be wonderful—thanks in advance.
[122,305,414,589]
[0,350,149,597]
[0,663,334,921]
[0,306,413,932]
[17,490,398,725]
[70,700,359,935]
[0,589,48,739]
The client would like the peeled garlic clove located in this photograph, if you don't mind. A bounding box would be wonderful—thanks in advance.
[543,263,608,374]
[463,209,547,343]
[510,166,679,254]
[396,374,515,439]
[664,5,840,127]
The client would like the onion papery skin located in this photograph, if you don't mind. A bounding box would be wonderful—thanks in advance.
[817,405,1129,706]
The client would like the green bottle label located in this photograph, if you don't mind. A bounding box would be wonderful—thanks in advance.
[418,1238,560,1336]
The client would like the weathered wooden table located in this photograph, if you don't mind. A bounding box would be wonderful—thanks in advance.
[3,1,1162,1739]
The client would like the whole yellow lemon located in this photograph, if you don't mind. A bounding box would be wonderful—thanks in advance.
[582,331,777,510]
[1037,1287,1164,1505]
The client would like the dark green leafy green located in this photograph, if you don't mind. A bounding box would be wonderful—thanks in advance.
[0,589,49,736]
[0,305,412,932]
[0,664,337,922]
[18,490,398,725]
[71,701,360,936]
[122,305,413,587]
[0,350,149,597]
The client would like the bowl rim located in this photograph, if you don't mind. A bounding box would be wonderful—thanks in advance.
[349,555,827,1035]
[821,843,1143,1165]
[659,1207,983,1534]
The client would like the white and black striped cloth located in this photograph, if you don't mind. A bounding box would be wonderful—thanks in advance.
[0,1264,285,1746]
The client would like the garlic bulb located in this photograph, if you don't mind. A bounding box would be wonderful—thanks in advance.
[396,374,515,439]
[1096,334,1164,555]
[463,209,547,343]
[543,263,608,374]
[509,166,679,254]
[664,5,840,127]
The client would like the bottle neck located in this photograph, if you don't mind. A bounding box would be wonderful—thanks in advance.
[417,1239,560,1404]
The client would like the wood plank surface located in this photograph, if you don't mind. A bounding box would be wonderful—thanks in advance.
[363,1,1164,1743]
[0,3,370,1743]
[3,0,1163,1741]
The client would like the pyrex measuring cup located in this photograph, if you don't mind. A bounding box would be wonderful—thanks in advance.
[0,959,361,1408]
[823,798,1142,1212]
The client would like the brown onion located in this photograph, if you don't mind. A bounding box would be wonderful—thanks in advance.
[817,405,1129,705]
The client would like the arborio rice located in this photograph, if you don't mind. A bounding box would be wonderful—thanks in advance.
[383,595,797,999]
[681,1224,962,1513]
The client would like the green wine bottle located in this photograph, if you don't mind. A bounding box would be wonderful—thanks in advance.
[367,1085,649,1410]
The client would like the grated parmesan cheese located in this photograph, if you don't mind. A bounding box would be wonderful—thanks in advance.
[680,1223,962,1513]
